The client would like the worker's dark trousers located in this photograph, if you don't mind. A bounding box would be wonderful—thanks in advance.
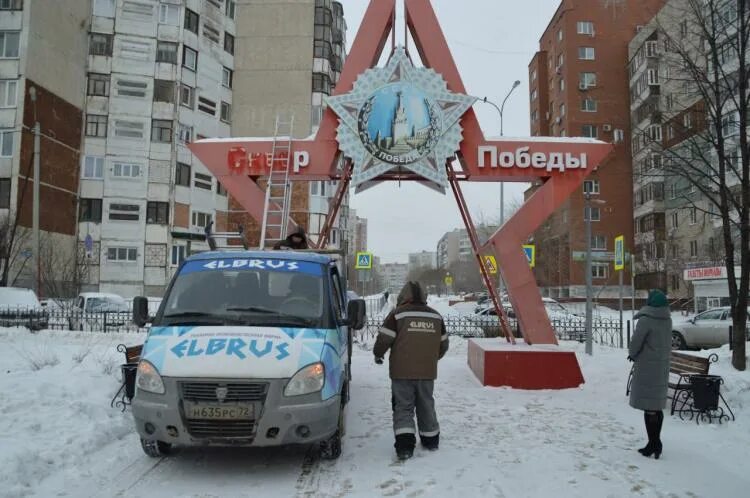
[391,379,440,450]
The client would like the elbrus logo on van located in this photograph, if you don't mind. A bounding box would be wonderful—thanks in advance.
[179,258,322,276]
[170,337,290,360]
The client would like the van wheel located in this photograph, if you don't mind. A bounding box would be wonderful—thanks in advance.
[672,331,687,350]
[140,438,172,458]
[320,402,344,460]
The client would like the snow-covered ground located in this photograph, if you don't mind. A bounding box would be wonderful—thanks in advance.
[1,327,749,497]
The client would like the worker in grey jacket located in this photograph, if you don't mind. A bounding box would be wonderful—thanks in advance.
[628,289,672,459]
[374,281,449,460]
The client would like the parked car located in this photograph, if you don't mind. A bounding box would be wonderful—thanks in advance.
[0,287,49,331]
[472,298,585,340]
[68,292,130,331]
[671,307,749,350]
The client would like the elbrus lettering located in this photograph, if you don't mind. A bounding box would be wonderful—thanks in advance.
[170,338,291,360]
[203,259,299,271]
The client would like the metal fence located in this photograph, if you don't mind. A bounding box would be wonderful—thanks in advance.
[359,314,627,348]
[0,306,146,333]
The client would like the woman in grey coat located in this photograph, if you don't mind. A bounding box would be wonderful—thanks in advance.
[628,289,672,459]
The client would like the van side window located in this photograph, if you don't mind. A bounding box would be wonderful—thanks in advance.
[330,268,345,320]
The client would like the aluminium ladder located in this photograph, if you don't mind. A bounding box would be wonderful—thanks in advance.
[260,114,295,249]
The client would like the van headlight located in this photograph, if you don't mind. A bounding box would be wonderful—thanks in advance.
[136,360,165,395]
[284,363,325,397]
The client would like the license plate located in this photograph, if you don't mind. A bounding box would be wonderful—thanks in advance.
[184,402,254,420]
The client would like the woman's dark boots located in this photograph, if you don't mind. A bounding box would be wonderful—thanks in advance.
[639,411,664,459]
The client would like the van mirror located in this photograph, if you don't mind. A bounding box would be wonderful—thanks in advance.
[346,299,366,330]
[133,296,151,327]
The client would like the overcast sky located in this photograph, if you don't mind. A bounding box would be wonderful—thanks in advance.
[340,0,562,263]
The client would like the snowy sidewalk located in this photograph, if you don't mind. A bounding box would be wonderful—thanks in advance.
[1,328,749,497]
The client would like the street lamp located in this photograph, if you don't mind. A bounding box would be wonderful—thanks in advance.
[585,192,607,355]
[482,80,521,296]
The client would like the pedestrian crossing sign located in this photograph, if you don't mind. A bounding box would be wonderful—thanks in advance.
[355,252,373,270]
[483,255,498,275]
[523,245,536,268]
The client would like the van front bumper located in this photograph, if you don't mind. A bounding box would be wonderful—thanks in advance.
[131,377,340,447]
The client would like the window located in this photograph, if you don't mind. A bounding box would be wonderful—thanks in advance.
[179,84,194,108]
[79,199,103,223]
[171,245,186,266]
[194,172,213,190]
[87,73,110,97]
[0,0,23,10]
[217,182,227,196]
[184,8,199,34]
[647,68,659,86]
[220,102,232,123]
[224,32,235,55]
[113,119,145,139]
[557,53,564,67]
[560,103,566,116]
[89,33,112,56]
[581,124,597,138]
[154,80,174,103]
[558,29,563,42]
[577,21,594,35]
[156,41,178,63]
[176,162,191,187]
[226,0,236,19]
[151,119,173,143]
[592,263,608,279]
[614,129,625,143]
[0,141,14,173]
[579,72,596,88]
[671,274,680,291]
[645,40,658,58]
[722,113,738,137]
[82,156,104,179]
[0,177,9,209]
[109,203,140,221]
[592,235,606,250]
[0,80,17,107]
[158,3,180,25]
[191,211,212,228]
[177,124,193,143]
[114,78,147,98]
[222,67,233,88]
[559,79,565,91]
[112,162,141,178]
[648,124,662,142]
[183,46,197,70]
[667,125,674,140]
[690,240,698,258]
[147,202,169,224]
[680,20,688,38]
[689,207,697,225]
[578,47,595,60]
[86,115,108,137]
[0,31,20,58]
[197,96,216,116]
[671,212,679,228]
[584,206,601,221]
[581,98,597,112]
[584,180,600,194]
[107,247,138,262]
[669,183,677,200]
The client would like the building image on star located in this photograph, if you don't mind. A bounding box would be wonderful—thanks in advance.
[362,83,436,163]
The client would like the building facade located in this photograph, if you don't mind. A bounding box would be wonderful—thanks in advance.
[437,225,497,269]
[77,0,237,297]
[233,0,348,252]
[381,262,408,293]
[528,0,666,300]
[348,208,367,255]
[408,250,436,274]
[0,0,90,292]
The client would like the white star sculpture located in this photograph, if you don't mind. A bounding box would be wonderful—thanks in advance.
[326,47,476,194]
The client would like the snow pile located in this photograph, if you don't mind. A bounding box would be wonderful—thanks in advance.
[1,327,749,497]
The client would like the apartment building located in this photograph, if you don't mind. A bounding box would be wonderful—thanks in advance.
[348,208,368,255]
[528,0,666,300]
[0,0,90,292]
[628,0,738,308]
[232,0,349,251]
[408,250,436,274]
[436,225,497,269]
[381,262,409,294]
[76,0,236,297]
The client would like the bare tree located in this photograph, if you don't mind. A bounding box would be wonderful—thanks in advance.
[38,233,90,299]
[0,212,31,287]
[634,0,750,369]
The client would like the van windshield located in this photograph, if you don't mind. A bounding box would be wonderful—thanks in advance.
[157,258,329,328]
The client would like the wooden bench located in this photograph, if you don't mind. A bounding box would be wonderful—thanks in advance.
[626,351,718,415]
